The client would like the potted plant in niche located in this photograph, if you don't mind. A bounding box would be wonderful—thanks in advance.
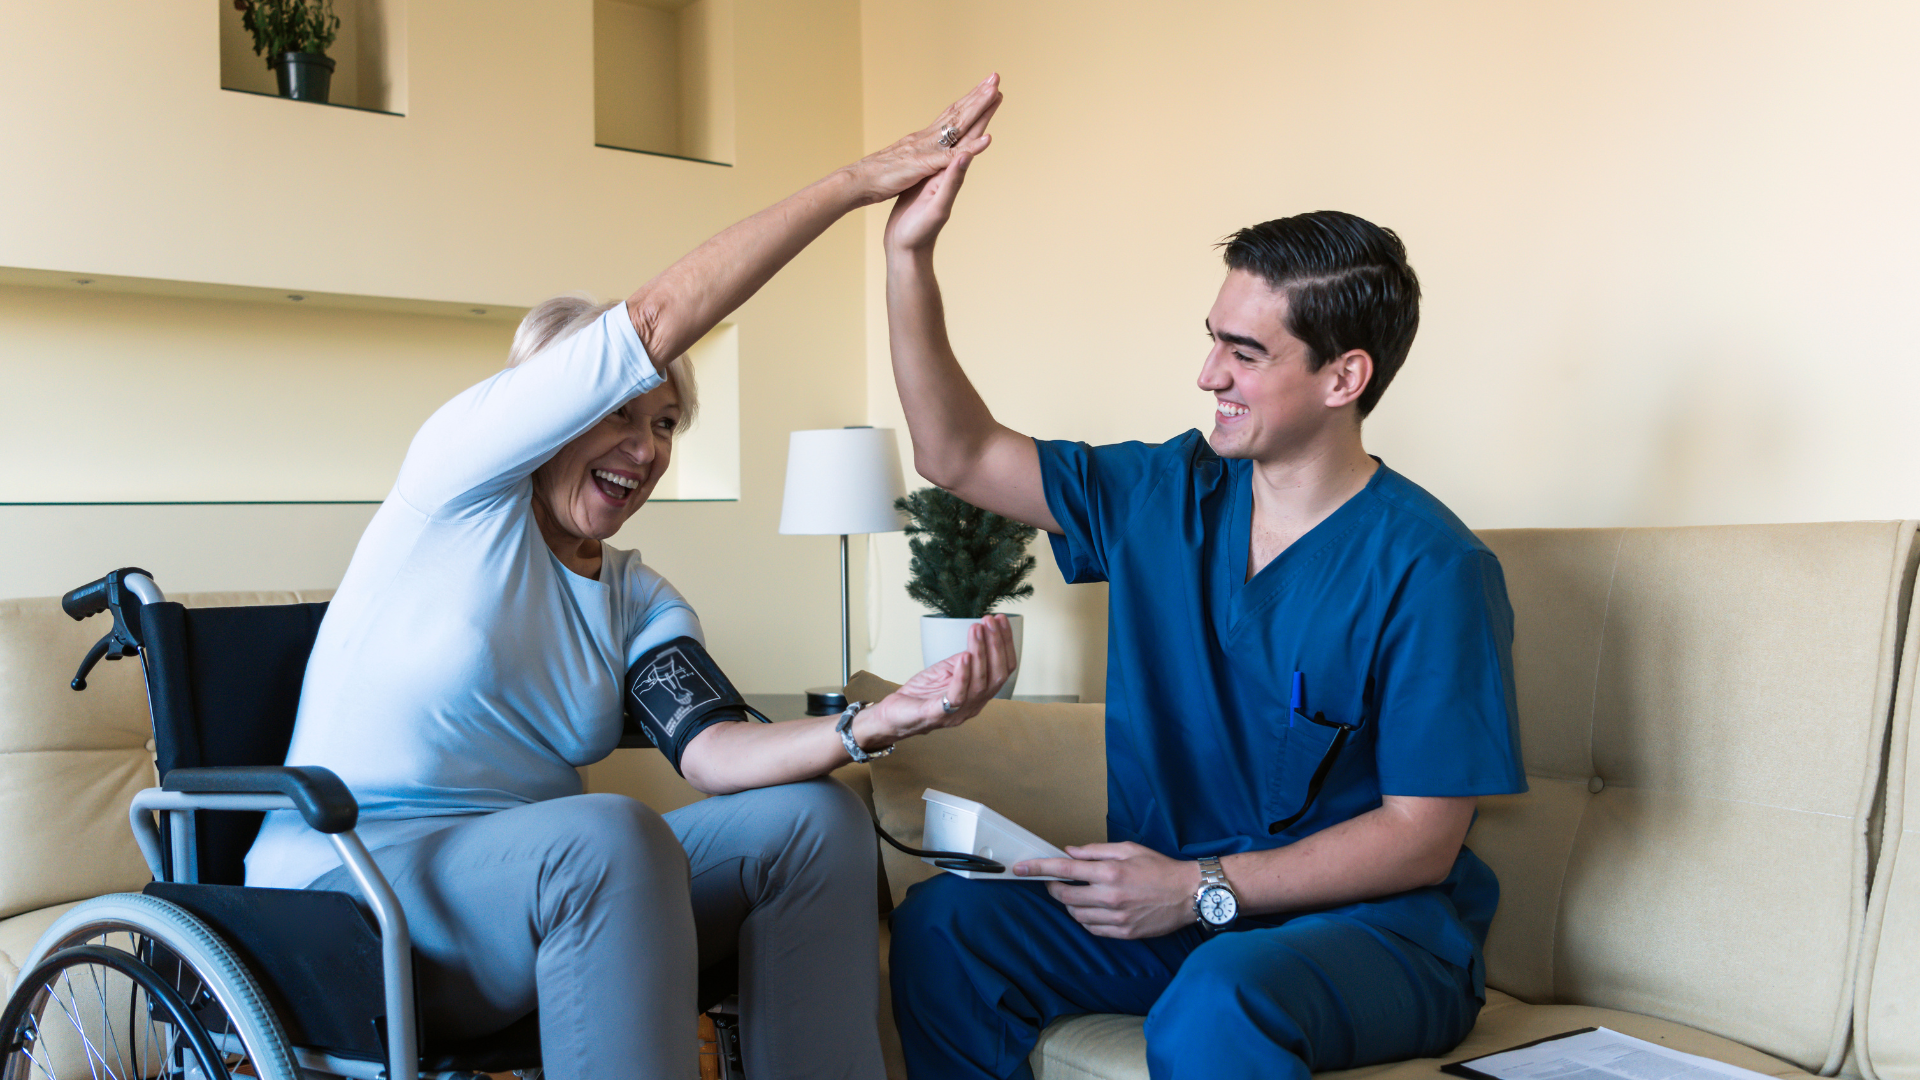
[237,0,342,104]
[896,486,1038,699]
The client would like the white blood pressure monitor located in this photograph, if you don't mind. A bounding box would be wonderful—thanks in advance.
[920,789,1080,882]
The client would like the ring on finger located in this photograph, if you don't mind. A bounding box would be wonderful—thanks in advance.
[940,695,958,714]
[937,125,962,148]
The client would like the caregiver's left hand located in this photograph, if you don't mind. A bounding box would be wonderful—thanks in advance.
[1018,843,1201,940]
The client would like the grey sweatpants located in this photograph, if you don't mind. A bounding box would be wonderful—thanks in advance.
[307,778,884,1080]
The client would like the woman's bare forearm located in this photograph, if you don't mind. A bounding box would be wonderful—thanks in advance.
[678,697,913,795]
[677,716,863,795]
[676,616,1018,795]
[625,170,863,365]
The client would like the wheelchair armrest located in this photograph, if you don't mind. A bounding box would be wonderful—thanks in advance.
[162,765,358,834]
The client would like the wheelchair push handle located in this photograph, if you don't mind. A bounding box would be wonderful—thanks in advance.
[62,567,162,691]
[61,576,114,620]
[62,567,160,620]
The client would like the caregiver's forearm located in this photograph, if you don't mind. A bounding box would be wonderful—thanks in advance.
[625,171,863,366]
[1222,795,1476,916]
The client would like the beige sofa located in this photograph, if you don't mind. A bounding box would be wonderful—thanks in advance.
[5,523,1919,1080]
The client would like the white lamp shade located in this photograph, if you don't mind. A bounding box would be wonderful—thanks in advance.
[779,427,908,535]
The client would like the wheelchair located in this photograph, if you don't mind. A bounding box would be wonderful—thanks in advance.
[0,568,743,1080]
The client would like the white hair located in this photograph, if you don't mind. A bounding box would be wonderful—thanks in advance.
[506,293,699,431]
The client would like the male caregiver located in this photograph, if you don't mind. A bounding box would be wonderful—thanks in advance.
[880,147,1528,1077]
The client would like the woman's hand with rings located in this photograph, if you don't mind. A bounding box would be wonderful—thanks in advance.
[853,614,1017,751]
[840,74,1002,208]
[882,82,996,257]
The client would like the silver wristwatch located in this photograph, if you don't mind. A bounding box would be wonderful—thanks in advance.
[1193,856,1239,932]
[836,701,895,763]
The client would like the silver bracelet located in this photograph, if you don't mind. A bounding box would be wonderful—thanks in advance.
[836,701,895,763]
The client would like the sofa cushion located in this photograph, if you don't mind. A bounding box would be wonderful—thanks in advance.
[850,673,1107,907]
[0,899,85,993]
[1027,991,1817,1080]
[0,596,161,920]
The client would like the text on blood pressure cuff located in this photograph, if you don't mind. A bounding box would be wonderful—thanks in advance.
[623,635,771,774]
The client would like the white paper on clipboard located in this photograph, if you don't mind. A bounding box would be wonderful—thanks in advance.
[1444,1027,1778,1080]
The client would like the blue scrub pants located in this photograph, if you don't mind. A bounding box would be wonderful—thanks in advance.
[890,874,1480,1080]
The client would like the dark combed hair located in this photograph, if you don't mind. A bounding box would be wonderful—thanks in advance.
[1219,211,1421,418]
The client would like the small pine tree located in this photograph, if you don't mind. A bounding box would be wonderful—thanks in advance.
[895,487,1038,618]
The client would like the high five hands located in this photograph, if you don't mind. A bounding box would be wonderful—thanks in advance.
[881,76,1001,253]
[849,613,1018,750]
[846,74,1003,209]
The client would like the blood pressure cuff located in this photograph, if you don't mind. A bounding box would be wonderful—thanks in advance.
[622,635,771,774]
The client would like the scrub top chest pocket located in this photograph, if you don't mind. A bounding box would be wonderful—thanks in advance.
[1266,671,1369,840]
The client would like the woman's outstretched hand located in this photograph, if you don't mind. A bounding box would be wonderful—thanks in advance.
[882,78,997,255]
[842,74,1002,208]
[853,614,1017,750]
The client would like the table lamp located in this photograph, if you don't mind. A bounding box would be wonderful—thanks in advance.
[779,427,907,714]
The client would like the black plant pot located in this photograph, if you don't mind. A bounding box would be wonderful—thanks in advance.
[272,52,335,103]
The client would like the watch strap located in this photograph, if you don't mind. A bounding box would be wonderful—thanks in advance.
[836,701,895,763]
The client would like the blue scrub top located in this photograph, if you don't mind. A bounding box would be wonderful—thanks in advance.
[1037,430,1527,988]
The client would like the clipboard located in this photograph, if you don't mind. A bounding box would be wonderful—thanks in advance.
[1438,1026,1776,1080]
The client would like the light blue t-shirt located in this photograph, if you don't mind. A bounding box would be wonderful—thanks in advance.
[246,306,701,889]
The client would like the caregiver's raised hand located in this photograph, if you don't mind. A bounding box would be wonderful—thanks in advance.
[853,614,1017,748]
[842,74,1003,207]
[882,145,976,257]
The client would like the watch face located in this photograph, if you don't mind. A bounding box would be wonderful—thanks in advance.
[1198,885,1237,926]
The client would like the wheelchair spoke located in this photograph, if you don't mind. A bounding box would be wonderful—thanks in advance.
[18,1034,55,1080]
[45,970,107,1080]
[141,1005,159,1080]
[169,955,249,1080]
[82,953,130,1080]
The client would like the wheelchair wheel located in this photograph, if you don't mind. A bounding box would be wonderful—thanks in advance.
[4,893,297,1080]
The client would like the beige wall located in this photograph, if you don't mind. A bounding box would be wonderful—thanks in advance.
[8,1,1920,702]
[1,0,872,695]
[0,282,516,503]
[856,0,1920,701]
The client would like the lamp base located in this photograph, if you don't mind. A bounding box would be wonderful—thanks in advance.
[805,687,849,716]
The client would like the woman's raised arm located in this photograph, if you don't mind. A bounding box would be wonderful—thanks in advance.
[624,74,1002,365]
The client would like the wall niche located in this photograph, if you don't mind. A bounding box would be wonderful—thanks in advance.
[651,324,740,501]
[594,0,734,165]
[218,0,407,115]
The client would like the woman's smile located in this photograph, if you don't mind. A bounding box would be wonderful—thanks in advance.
[591,468,641,503]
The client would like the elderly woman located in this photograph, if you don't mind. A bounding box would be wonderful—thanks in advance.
[244,77,1010,1080]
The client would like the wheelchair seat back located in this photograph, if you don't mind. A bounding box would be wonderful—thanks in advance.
[138,600,328,885]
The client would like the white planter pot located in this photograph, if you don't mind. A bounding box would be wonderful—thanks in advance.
[920,614,1024,699]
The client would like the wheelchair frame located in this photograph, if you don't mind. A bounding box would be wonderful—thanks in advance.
[123,791,421,1080]
[27,569,442,1080]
